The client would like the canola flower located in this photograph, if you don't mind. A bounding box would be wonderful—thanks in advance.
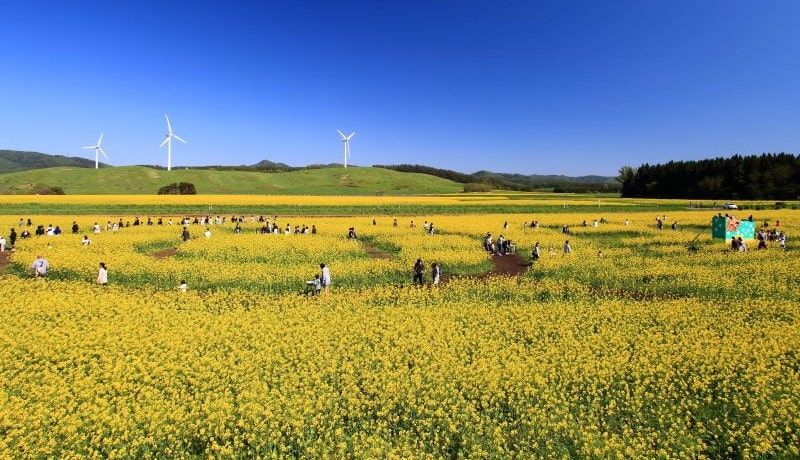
[0,208,798,457]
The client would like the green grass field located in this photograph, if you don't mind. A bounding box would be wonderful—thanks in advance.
[0,165,463,195]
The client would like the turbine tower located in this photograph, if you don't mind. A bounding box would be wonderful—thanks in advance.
[82,133,108,169]
[160,114,187,171]
[337,129,356,168]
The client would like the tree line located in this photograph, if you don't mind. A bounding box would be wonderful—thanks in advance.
[618,153,800,200]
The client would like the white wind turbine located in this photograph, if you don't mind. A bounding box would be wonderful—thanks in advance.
[82,133,108,169]
[160,114,187,171]
[337,129,356,167]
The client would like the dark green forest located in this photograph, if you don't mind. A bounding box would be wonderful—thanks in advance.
[619,153,800,200]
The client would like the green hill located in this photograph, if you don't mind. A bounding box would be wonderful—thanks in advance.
[0,166,462,195]
[0,149,106,173]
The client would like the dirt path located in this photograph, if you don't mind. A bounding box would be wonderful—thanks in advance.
[0,251,11,273]
[442,252,529,284]
[362,242,390,259]
[487,253,529,277]
[152,247,178,259]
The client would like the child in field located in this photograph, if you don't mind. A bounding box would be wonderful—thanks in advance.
[204,228,212,239]
[31,255,48,278]
[531,242,540,262]
[96,262,108,286]
[305,274,322,296]
[178,280,188,292]
[82,235,92,246]
[563,240,572,254]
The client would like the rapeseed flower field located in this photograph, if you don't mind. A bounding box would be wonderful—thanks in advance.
[0,204,798,457]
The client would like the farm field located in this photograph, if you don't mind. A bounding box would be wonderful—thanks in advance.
[0,197,799,457]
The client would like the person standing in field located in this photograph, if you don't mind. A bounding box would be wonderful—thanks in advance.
[0,235,5,252]
[563,240,572,254]
[431,262,442,285]
[178,280,188,292]
[204,228,212,239]
[413,259,425,285]
[320,263,331,294]
[181,227,190,242]
[531,242,541,263]
[9,228,16,249]
[96,262,108,286]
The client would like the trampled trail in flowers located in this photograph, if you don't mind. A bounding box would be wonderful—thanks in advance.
[0,204,798,457]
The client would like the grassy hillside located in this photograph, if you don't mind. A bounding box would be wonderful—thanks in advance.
[0,149,105,173]
[0,166,462,195]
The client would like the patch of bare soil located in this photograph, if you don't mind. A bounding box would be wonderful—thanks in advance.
[487,253,529,277]
[0,251,11,273]
[442,253,529,284]
[152,247,178,259]
[363,243,390,259]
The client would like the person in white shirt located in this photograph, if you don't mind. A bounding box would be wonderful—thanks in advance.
[178,280,188,292]
[204,228,211,239]
[31,255,49,277]
[96,262,108,286]
[563,240,572,254]
[320,263,331,294]
[93,223,101,234]
[82,235,92,246]
[0,235,5,252]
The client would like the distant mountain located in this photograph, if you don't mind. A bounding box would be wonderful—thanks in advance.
[0,149,106,173]
[0,150,619,193]
[374,164,619,192]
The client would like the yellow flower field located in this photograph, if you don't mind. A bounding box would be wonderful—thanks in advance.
[0,205,798,457]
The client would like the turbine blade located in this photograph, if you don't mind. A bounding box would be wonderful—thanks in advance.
[99,147,109,159]
[97,133,104,145]
[172,134,187,144]
[82,146,95,150]
[160,136,170,148]
[337,129,346,139]
[347,131,356,140]
[164,114,173,134]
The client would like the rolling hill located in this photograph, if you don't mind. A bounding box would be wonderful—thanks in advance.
[0,149,107,173]
[0,166,462,195]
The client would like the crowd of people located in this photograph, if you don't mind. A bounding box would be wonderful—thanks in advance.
[4,212,791,294]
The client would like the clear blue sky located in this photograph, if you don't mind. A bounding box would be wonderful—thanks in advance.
[1,1,798,175]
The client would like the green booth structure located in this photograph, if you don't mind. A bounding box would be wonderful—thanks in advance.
[712,215,755,240]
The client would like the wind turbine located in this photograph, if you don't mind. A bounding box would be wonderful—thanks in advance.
[82,133,108,169]
[160,114,187,171]
[337,129,355,167]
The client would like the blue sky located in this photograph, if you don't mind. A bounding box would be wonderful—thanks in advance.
[1,1,798,175]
